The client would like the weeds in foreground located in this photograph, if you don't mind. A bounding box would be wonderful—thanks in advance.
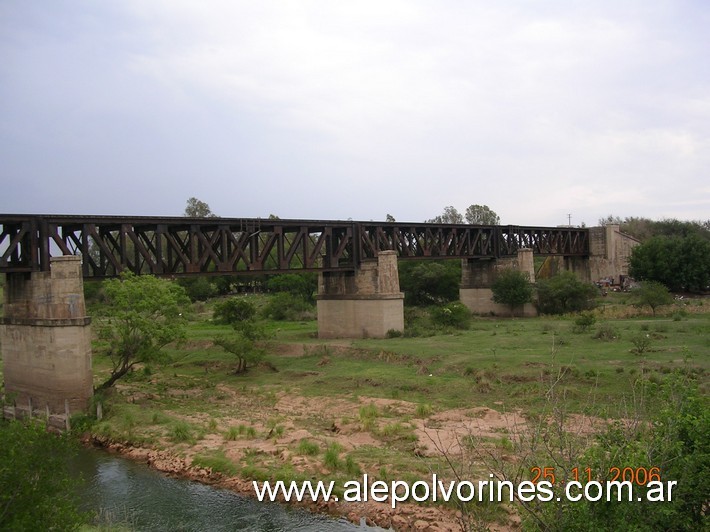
[427,335,708,531]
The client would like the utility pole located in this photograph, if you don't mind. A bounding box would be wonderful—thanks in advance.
[567,213,572,226]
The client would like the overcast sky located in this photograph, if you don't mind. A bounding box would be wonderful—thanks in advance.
[1,1,708,226]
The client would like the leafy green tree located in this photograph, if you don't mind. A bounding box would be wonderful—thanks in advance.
[0,421,88,530]
[213,298,266,373]
[491,269,534,316]
[630,234,710,292]
[426,206,464,224]
[631,280,673,316]
[184,197,217,217]
[95,272,190,390]
[213,297,257,326]
[629,236,679,287]
[464,204,500,225]
[214,334,265,374]
[398,261,461,306]
[535,271,598,315]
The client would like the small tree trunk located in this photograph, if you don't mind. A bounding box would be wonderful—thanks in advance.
[96,363,133,391]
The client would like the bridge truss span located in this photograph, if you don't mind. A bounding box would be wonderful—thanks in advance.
[357,223,588,260]
[0,215,357,277]
[0,215,589,277]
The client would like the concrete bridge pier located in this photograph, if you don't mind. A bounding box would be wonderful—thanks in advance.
[1,256,93,415]
[317,251,404,338]
[459,248,537,317]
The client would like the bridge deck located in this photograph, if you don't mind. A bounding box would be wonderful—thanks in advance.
[0,215,589,277]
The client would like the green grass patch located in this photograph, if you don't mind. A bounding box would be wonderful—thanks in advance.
[323,442,343,470]
[192,449,238,476]
[296,439,320,456]
[169,421,193,443]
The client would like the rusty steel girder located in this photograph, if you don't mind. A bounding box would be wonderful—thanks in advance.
[0,215,589,277]
[356,223,588,259]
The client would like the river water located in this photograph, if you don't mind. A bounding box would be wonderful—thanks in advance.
[73,447,372,531]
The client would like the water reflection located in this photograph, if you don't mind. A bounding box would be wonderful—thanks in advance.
[74,448,369,531]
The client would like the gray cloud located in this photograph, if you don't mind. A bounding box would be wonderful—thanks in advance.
[1,1,708,225]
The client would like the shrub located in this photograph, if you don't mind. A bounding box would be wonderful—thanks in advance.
[536,271,598,315]
[260,292,314,321]
[593,323,619,341]
[630,334,652,355]
[572,311,596,333]
[491,269,534,316]
[431,302,471,329]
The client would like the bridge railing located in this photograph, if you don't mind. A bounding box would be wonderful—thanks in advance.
[1,215,589,277]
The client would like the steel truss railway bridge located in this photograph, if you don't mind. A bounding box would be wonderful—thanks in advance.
[0,214,588,276]
[2,214,624,417]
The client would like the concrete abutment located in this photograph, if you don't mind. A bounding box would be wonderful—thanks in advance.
[459,248,538,317]
[1,256,93,415]
[317,251,404,338]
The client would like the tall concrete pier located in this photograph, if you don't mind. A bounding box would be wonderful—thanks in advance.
[460,248,537,317]
[588,224,639,283]
[317,251,404,338]
[1,256,93,413]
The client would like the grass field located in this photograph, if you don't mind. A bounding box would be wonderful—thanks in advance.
[100,294,708,417]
